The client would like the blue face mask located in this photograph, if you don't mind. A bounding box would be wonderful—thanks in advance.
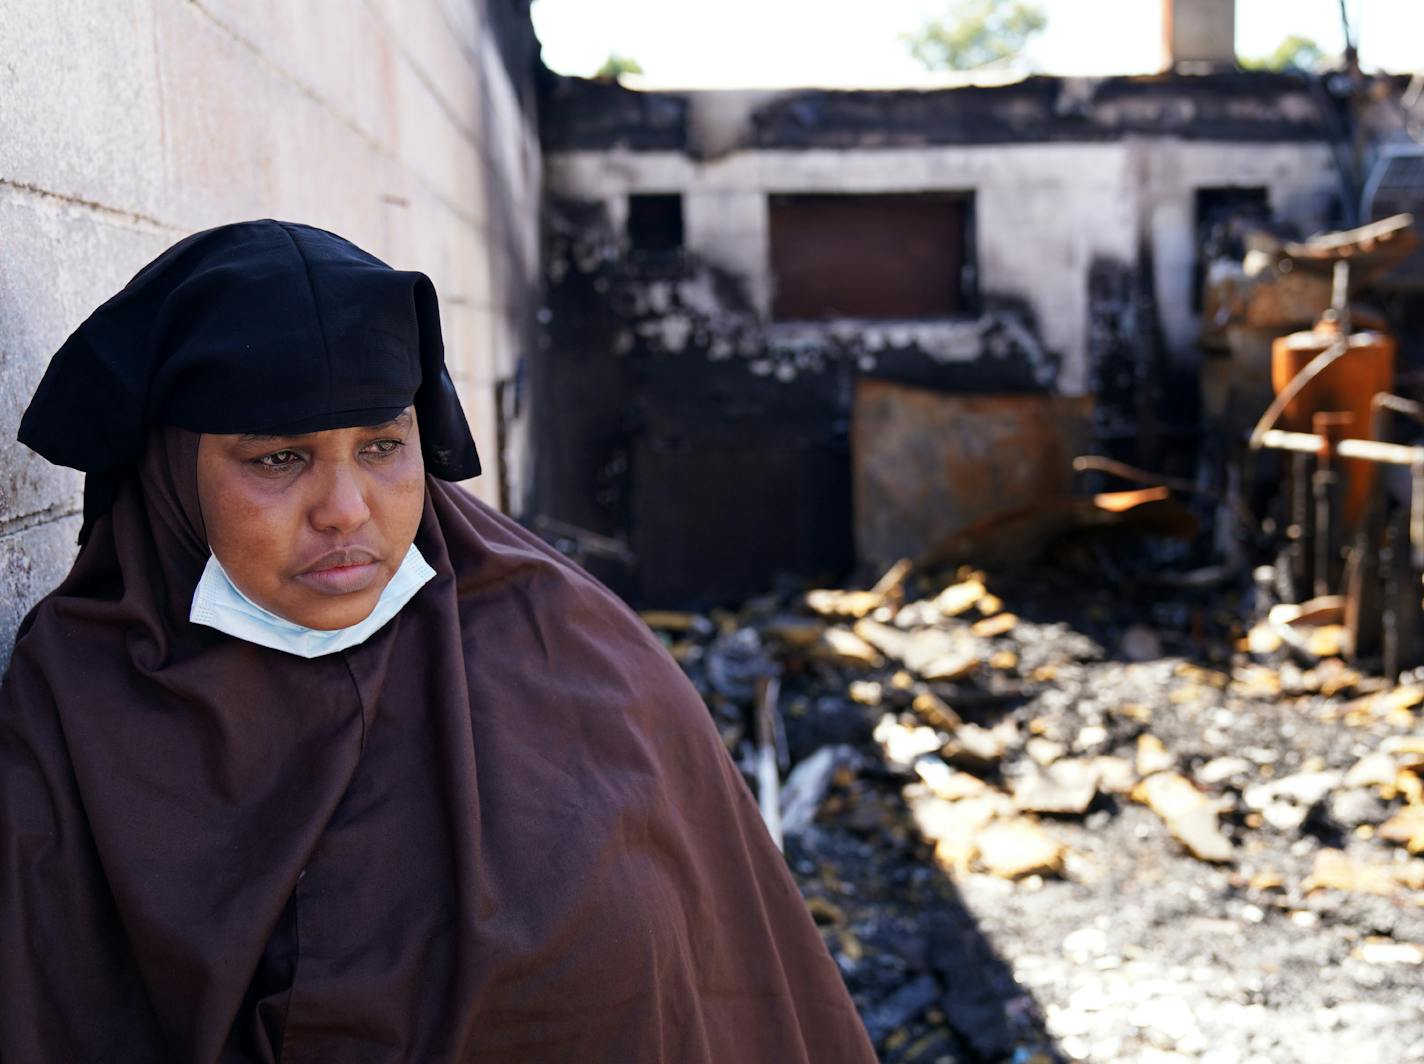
[189,544,435,658]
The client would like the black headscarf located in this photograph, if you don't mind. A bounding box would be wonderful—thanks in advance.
[18,219,480,541]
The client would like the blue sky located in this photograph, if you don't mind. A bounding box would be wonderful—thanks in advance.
[532,0,1422,88]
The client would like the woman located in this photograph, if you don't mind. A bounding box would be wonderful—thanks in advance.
[0,220,877,1063]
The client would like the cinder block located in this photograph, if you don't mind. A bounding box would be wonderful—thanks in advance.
[188,0,399,148]
[387,192,489,321]
[0,513,82,666]
[364,0,485,146]
[479,34,531,208]
[433,0,483,59]
[456,379,501,508]
[439,302,488,385]
[154,1,387,234]
[0,0,167,220]
[0,187,175,524]
[152,1,292,224]
[487,307,523,383]
[469,315,530,394]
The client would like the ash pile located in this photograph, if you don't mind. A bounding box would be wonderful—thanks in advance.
[643,554,1424,1064]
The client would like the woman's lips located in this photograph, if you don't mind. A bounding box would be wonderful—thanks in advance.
[294,557,382,595]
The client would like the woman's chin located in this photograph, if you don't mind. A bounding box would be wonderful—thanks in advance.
[272,588,382,631]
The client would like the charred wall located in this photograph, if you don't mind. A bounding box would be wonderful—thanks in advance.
[534,70,1375,601]
[542,72,1333,156]
[535,197,1061,605]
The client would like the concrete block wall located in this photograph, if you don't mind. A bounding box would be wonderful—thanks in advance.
[0,0,541,655]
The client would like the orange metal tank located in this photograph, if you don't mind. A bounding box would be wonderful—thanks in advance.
[1269,322,1397,534]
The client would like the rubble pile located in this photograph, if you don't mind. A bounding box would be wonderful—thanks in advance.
[643,562,1424,1064]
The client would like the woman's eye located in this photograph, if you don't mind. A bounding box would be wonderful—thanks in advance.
[365,438,404,457]
[254,450,302,470]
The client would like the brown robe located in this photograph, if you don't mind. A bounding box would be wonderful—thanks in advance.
[0,428,876,1063]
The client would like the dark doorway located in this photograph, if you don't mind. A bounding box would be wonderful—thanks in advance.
[1193,185,1270,310]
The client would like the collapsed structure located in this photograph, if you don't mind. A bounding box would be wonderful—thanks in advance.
[519,12,1424,1054]
[527,4,1424,632]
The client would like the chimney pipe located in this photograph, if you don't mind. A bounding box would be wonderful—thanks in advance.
[1162,0,1237,73]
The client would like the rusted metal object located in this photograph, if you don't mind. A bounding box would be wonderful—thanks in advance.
[1268,324,1396,535]
[1243,226,1418,674]
[852,380,1092,571]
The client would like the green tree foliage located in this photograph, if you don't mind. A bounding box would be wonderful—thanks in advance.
[904,0,1048,72]
[595,53,644,80]
[1242,34,1330,72]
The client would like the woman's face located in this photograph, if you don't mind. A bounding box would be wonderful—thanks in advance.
[195,407,426,631]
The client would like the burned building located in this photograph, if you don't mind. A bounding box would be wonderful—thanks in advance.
[529,56,1395,604]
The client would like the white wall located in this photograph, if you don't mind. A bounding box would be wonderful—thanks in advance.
[546,139,1337,393]
[0,0,540,652]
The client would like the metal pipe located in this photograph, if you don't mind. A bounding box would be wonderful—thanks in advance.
[1370,392,1424,423]
[1259,430,1424,467]
[1071,455,1259,530]
[1072,455,1197,495]
[1370,392,1424,447]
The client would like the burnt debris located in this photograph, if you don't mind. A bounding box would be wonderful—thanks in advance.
[644,555,1424,1062]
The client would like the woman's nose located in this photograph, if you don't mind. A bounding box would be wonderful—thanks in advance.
[308,463,372,534]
